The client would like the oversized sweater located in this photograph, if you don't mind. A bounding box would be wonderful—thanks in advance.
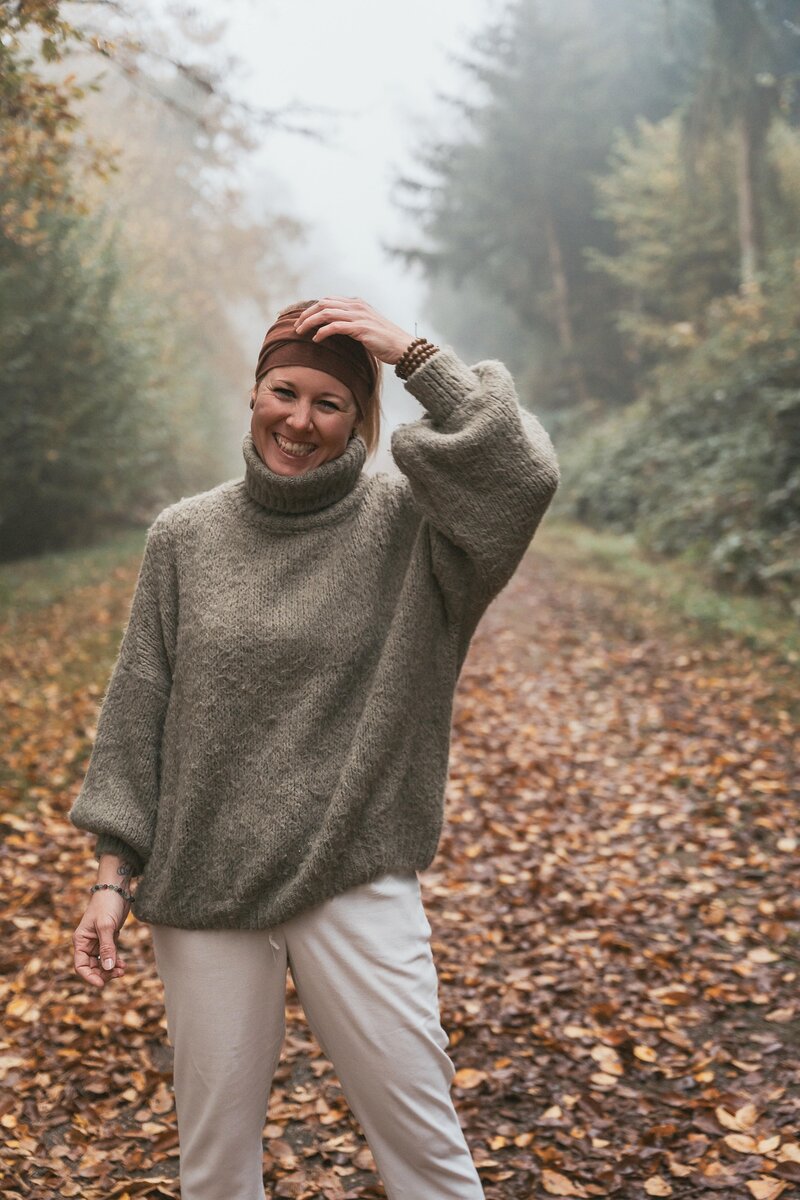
[68,346,560,930]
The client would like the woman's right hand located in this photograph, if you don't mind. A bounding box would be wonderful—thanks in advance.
[72,893,130,989]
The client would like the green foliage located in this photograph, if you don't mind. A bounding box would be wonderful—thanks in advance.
[0,192,229,559]
[0,5,305,562]
[557,113,800,612]
[393,0,800,612]
[585,114,741,358]
[557,232,800,613]
[390,0,709,411]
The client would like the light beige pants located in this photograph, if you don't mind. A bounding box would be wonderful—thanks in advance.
[150,871,485,1200]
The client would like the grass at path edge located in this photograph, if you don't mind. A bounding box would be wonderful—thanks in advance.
[531,517,800,666]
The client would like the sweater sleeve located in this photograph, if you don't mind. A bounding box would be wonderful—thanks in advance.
[389,346,560,662]
[68,513,178,875]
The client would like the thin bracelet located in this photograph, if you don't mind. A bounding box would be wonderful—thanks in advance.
[90,882,135,904]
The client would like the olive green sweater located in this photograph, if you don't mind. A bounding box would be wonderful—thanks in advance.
[68,347,559,929]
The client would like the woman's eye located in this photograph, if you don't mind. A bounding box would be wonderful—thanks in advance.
[273,389,337,410]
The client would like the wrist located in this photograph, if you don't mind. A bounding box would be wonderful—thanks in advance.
[385,333,416,366]
[90,882,135,905]
[97,851,139,886]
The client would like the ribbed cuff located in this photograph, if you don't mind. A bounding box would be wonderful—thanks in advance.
[401,346,485,425]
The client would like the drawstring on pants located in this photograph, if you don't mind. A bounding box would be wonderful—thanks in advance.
[268,931,281,963]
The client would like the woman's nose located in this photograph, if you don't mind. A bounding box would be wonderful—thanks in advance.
[285,405,314,430]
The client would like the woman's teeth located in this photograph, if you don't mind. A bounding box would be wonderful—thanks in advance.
[275,432,316,457]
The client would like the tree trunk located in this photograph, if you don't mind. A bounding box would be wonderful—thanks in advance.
[734,109,762,290]
[543,208,589,404]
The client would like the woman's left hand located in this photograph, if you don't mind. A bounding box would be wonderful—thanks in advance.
[293,297,416,366]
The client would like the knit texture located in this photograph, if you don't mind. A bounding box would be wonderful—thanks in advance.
[68,346,560,929]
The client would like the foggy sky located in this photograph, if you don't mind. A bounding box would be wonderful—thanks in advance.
[209,0,499,327]
[174,0,502,468]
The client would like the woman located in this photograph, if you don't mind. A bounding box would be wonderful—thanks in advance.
[69,295,560,1200]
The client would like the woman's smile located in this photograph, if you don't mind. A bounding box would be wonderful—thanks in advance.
[274,431,317,458]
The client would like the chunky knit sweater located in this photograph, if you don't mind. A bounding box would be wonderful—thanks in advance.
[68,346,560,930]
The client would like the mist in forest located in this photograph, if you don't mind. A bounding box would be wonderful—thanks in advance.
[2,1,799,612]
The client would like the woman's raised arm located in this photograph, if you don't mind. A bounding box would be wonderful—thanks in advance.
[289,297,560,660]
[390,347,560,658]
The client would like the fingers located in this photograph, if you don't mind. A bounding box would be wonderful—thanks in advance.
[296,309,353,337]
[299,296,363,318]
[73,917,127,989]
[73,945,127,989]
[292,297,401,362]
[295,297,368,337]
[77,958,126,988]
[303,320,354,342]
[98,932,118,972]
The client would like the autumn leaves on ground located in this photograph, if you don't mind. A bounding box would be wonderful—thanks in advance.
[1,530,798,1200]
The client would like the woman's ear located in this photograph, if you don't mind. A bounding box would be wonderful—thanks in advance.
[249,385,256,410]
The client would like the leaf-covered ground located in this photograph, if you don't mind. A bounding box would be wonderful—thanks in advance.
[1,540,798,1199]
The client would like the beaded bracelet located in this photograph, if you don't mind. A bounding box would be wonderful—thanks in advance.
[394,336,425,370]
[90,882,135,904]
[403,343,440,376]
[394,336,441,380]
[394,337,440,379]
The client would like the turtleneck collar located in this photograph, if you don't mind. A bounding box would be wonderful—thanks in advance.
[241,430,367,517]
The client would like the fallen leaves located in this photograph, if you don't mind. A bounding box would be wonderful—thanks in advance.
[1,543,799,1197]
[644,1176,673,1196]
[541,1167,588,1195]
[746,1180,791,1200]
[452,1067,488,1090]
[716,1102,760,1132]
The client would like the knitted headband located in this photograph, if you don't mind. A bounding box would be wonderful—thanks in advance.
[254,303,379,416]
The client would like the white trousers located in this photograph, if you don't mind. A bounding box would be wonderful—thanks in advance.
[150,871,485,1200]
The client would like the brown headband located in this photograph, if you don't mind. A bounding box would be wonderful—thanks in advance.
[254,304,378,416]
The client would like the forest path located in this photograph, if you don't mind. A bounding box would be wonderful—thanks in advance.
[1,538,797,1198]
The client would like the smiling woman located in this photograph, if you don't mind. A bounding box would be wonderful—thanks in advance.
[68,293,560,1200]
[250,362,359,470]
[249,296,389,462]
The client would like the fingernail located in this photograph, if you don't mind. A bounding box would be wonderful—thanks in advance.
[103,958,114,970]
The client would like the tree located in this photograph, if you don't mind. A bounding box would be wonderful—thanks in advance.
[74,56,306,472]
[585,113,740,373]
[0,0,337,246]
[559,115,800,610]
[386,0,709,413]
[0,198,175,557]
[0,0,114,244]
[679,0,800,288]
[0,1,312,557]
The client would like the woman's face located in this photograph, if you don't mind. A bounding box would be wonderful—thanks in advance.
[250,365,359,475]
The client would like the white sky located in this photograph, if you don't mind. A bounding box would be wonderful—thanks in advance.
[185,0,502,468]
[211,0,499,328]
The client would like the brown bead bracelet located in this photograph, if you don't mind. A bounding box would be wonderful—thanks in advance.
[90,882,135,904]
[395,336,441,381]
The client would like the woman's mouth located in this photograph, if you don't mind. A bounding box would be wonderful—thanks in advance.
[274,432,317,458]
